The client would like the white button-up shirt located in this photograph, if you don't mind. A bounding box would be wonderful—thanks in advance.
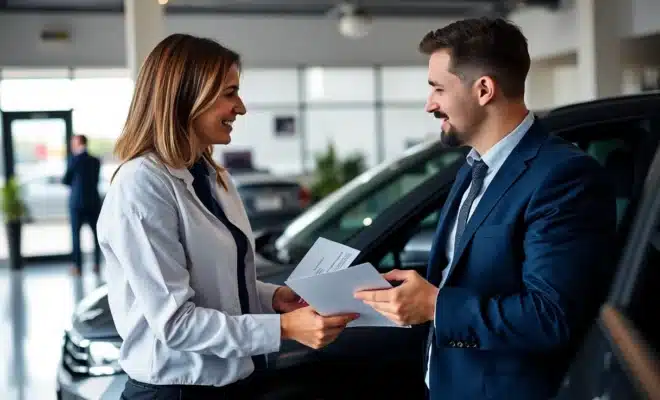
[97,154,282,387]
[426,111,535,387]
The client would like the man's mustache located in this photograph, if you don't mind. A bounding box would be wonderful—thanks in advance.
[433,111,448,119]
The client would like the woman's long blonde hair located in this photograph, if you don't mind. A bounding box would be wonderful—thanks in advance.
[112,33,241,190]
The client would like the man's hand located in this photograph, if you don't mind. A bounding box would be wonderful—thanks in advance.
[354,269,439,326]
[280,306,359,349]
[272,286,307,313]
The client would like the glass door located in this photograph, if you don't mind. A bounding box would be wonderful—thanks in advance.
[1,110,78,261]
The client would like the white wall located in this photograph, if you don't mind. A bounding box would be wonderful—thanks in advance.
[0,13,452,68]
[2,0,660,68]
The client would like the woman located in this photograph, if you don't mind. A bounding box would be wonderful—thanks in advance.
[97,34,359,399]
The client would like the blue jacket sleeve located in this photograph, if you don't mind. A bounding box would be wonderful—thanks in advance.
[433,156,617,352]
[62,155,79,186]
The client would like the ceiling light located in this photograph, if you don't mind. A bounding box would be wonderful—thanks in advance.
[337,3,372,39]
[158,0,168,5]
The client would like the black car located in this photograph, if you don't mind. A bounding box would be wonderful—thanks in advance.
[57,92,660,400]
[232,171,311,234]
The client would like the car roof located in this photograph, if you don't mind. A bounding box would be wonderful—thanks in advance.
[541,91,660,134]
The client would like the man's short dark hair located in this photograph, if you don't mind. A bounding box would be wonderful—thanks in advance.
[419,17,530,99]
[75,134,88,145]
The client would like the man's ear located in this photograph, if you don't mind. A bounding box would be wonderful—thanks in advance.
[474,76,496,106]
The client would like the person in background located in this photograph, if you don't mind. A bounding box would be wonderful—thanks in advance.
[62,134,102,276]
[97,33,358,400]
[355,17,617,400]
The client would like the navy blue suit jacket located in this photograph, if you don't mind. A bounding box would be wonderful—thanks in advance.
[62,151,101,210]
[426,120,617,399]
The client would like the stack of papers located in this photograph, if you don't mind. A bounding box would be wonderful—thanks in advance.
[285,237,407,328]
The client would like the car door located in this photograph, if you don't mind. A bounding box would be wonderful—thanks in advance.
[554,137,660,400]
[255,155,465,400]
[259,101,660,399]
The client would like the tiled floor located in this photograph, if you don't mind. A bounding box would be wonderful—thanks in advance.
[0,261,105,400]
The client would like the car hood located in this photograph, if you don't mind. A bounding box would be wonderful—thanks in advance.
[71,285,120,340]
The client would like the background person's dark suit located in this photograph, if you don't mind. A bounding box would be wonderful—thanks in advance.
[62,150,102,272]
[425,120,617,399]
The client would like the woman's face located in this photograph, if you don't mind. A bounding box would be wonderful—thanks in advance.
[193,63,246,147]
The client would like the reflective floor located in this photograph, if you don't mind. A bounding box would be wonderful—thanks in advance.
[0,262,105,400]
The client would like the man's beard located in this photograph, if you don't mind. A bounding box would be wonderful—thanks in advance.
[435,111,464,148]
[440,129,464,148]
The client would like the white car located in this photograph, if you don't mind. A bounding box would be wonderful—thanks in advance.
[19,164,308,230]
[20,169,111,223]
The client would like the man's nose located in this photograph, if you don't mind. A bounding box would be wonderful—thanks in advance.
[425,99,437,114]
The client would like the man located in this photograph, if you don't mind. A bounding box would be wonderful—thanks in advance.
[355,17,617,399]
[62,134,102,276]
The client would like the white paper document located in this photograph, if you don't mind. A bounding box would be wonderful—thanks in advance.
[285,238,408,328]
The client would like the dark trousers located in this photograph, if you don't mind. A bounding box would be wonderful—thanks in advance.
[69,206,101,269]
[121,377,265,400]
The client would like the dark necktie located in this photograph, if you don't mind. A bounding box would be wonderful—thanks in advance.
[424,159,489,381]
[453,159,489,255]
[188,160,267,371]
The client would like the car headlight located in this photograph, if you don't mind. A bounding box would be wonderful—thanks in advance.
[88,341,122,376]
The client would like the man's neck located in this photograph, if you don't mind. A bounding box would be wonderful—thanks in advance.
[470,103,529,156]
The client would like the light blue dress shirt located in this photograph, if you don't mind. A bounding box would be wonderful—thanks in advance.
[426,111,536,387]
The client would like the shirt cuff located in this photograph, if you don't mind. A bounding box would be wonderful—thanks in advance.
[256,281,280,314]
[249,313,282,354]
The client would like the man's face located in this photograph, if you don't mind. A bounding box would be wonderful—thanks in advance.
[425,50,485,148]
[71,136,83,154]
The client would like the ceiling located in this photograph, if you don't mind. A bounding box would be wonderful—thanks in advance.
[0,0,520,17]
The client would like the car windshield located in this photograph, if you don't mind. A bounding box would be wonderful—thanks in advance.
[273,139,465,264]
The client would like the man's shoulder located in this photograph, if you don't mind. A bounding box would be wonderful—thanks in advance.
[533,134,602,175]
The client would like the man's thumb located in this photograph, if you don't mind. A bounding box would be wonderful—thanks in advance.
[383,269,410,282]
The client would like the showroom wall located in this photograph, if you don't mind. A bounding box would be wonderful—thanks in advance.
[0,66,436,177]
[1,1,659,67]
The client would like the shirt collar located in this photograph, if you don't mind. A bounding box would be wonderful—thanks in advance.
[188,158,210,178]
[466,111,535,170]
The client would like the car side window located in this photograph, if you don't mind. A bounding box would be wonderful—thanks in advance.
[315,150,463,243]
[569,118,659,236]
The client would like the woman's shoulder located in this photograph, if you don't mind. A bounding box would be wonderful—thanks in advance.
[107,154,177,213]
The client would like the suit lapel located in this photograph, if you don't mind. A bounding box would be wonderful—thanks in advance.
[427,163,470,283]
[163,160,253,241]
[446,121,548,280]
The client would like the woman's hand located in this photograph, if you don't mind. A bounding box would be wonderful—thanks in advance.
[280,307,359,349]
[272,286,307,313]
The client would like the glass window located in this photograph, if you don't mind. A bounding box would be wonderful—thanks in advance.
[71,75,134,168]
[224,107,303,175]
[0,78,74,111]
[383,107,440,160]
[381,66,428,103]
[305,67,374,103]
[567,118,659,233]
[240,68,299,105]
[274,143,464,264]
[304,108,377,169]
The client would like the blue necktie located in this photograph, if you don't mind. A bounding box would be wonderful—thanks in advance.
[424,159,489,381]
[188,160,267,371]
[453,159,489,255]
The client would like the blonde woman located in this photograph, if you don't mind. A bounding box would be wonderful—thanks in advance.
[97,34,358,399]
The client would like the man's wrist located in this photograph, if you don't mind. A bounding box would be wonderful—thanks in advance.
[427,286,440,322]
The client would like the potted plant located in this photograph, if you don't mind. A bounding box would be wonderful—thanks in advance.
[310,142,366,202]
[1,177,27,270]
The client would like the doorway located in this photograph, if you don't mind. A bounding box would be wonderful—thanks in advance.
[1,110,78,262]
